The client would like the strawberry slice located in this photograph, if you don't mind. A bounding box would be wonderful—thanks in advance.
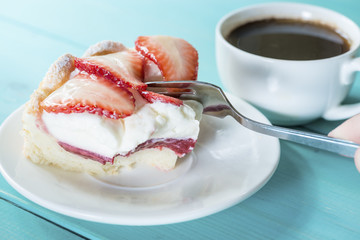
[74,49,147,91]
[143,58,163,82]
[41,73,135,119]
[140,90,183,106]
[135,36,198,81]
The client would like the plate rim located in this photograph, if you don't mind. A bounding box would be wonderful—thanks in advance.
[0,93,280,225]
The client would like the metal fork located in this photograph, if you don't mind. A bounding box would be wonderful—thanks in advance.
[146,80,359,157]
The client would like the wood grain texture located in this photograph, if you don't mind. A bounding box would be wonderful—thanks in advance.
[1,0,360,239]
[0,199,86,239]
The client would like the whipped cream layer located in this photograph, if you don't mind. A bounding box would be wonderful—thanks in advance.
[42,101,201,159]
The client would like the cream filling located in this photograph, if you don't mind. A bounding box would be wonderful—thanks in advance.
[41,101,201,158]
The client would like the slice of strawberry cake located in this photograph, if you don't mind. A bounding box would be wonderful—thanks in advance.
[22,36,201,175]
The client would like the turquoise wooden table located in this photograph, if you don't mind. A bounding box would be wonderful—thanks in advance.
[1,0,360,239]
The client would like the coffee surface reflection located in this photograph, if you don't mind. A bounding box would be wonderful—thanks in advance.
[226,18,350,60]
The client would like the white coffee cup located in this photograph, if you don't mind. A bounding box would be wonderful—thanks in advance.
[216,2,360,125]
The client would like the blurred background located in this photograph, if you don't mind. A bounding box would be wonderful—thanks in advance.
[2,0,360,124]
[1,1,360,239]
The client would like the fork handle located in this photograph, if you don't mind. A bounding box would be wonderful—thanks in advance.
[230,111,359,158]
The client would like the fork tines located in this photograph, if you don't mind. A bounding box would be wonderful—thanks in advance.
[145,81,196,96]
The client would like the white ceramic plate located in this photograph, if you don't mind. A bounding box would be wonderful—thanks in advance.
[0,93,280,225]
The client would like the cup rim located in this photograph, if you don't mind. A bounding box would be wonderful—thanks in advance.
[216,2,360,63]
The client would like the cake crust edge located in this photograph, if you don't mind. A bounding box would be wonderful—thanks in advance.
[22,43,181,175]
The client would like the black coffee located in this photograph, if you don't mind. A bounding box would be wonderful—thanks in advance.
[226,18,350,60]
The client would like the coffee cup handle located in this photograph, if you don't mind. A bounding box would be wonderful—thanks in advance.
[323,57,360,121]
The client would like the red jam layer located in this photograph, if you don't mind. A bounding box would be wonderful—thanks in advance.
[121,138,196,157]
[58,142,113,165]
[58,138,196,165]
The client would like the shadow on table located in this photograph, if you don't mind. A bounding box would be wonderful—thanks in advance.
[202,141,318,239]
[239,141,317,239]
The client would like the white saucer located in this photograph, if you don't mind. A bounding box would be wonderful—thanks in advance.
[0,93,280,225]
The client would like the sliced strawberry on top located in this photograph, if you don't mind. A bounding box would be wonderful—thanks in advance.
[140,90,183,106]
[41,73,135,119]
[135,36,198,81]
[74,49,147,91]
[143,58,163,82]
